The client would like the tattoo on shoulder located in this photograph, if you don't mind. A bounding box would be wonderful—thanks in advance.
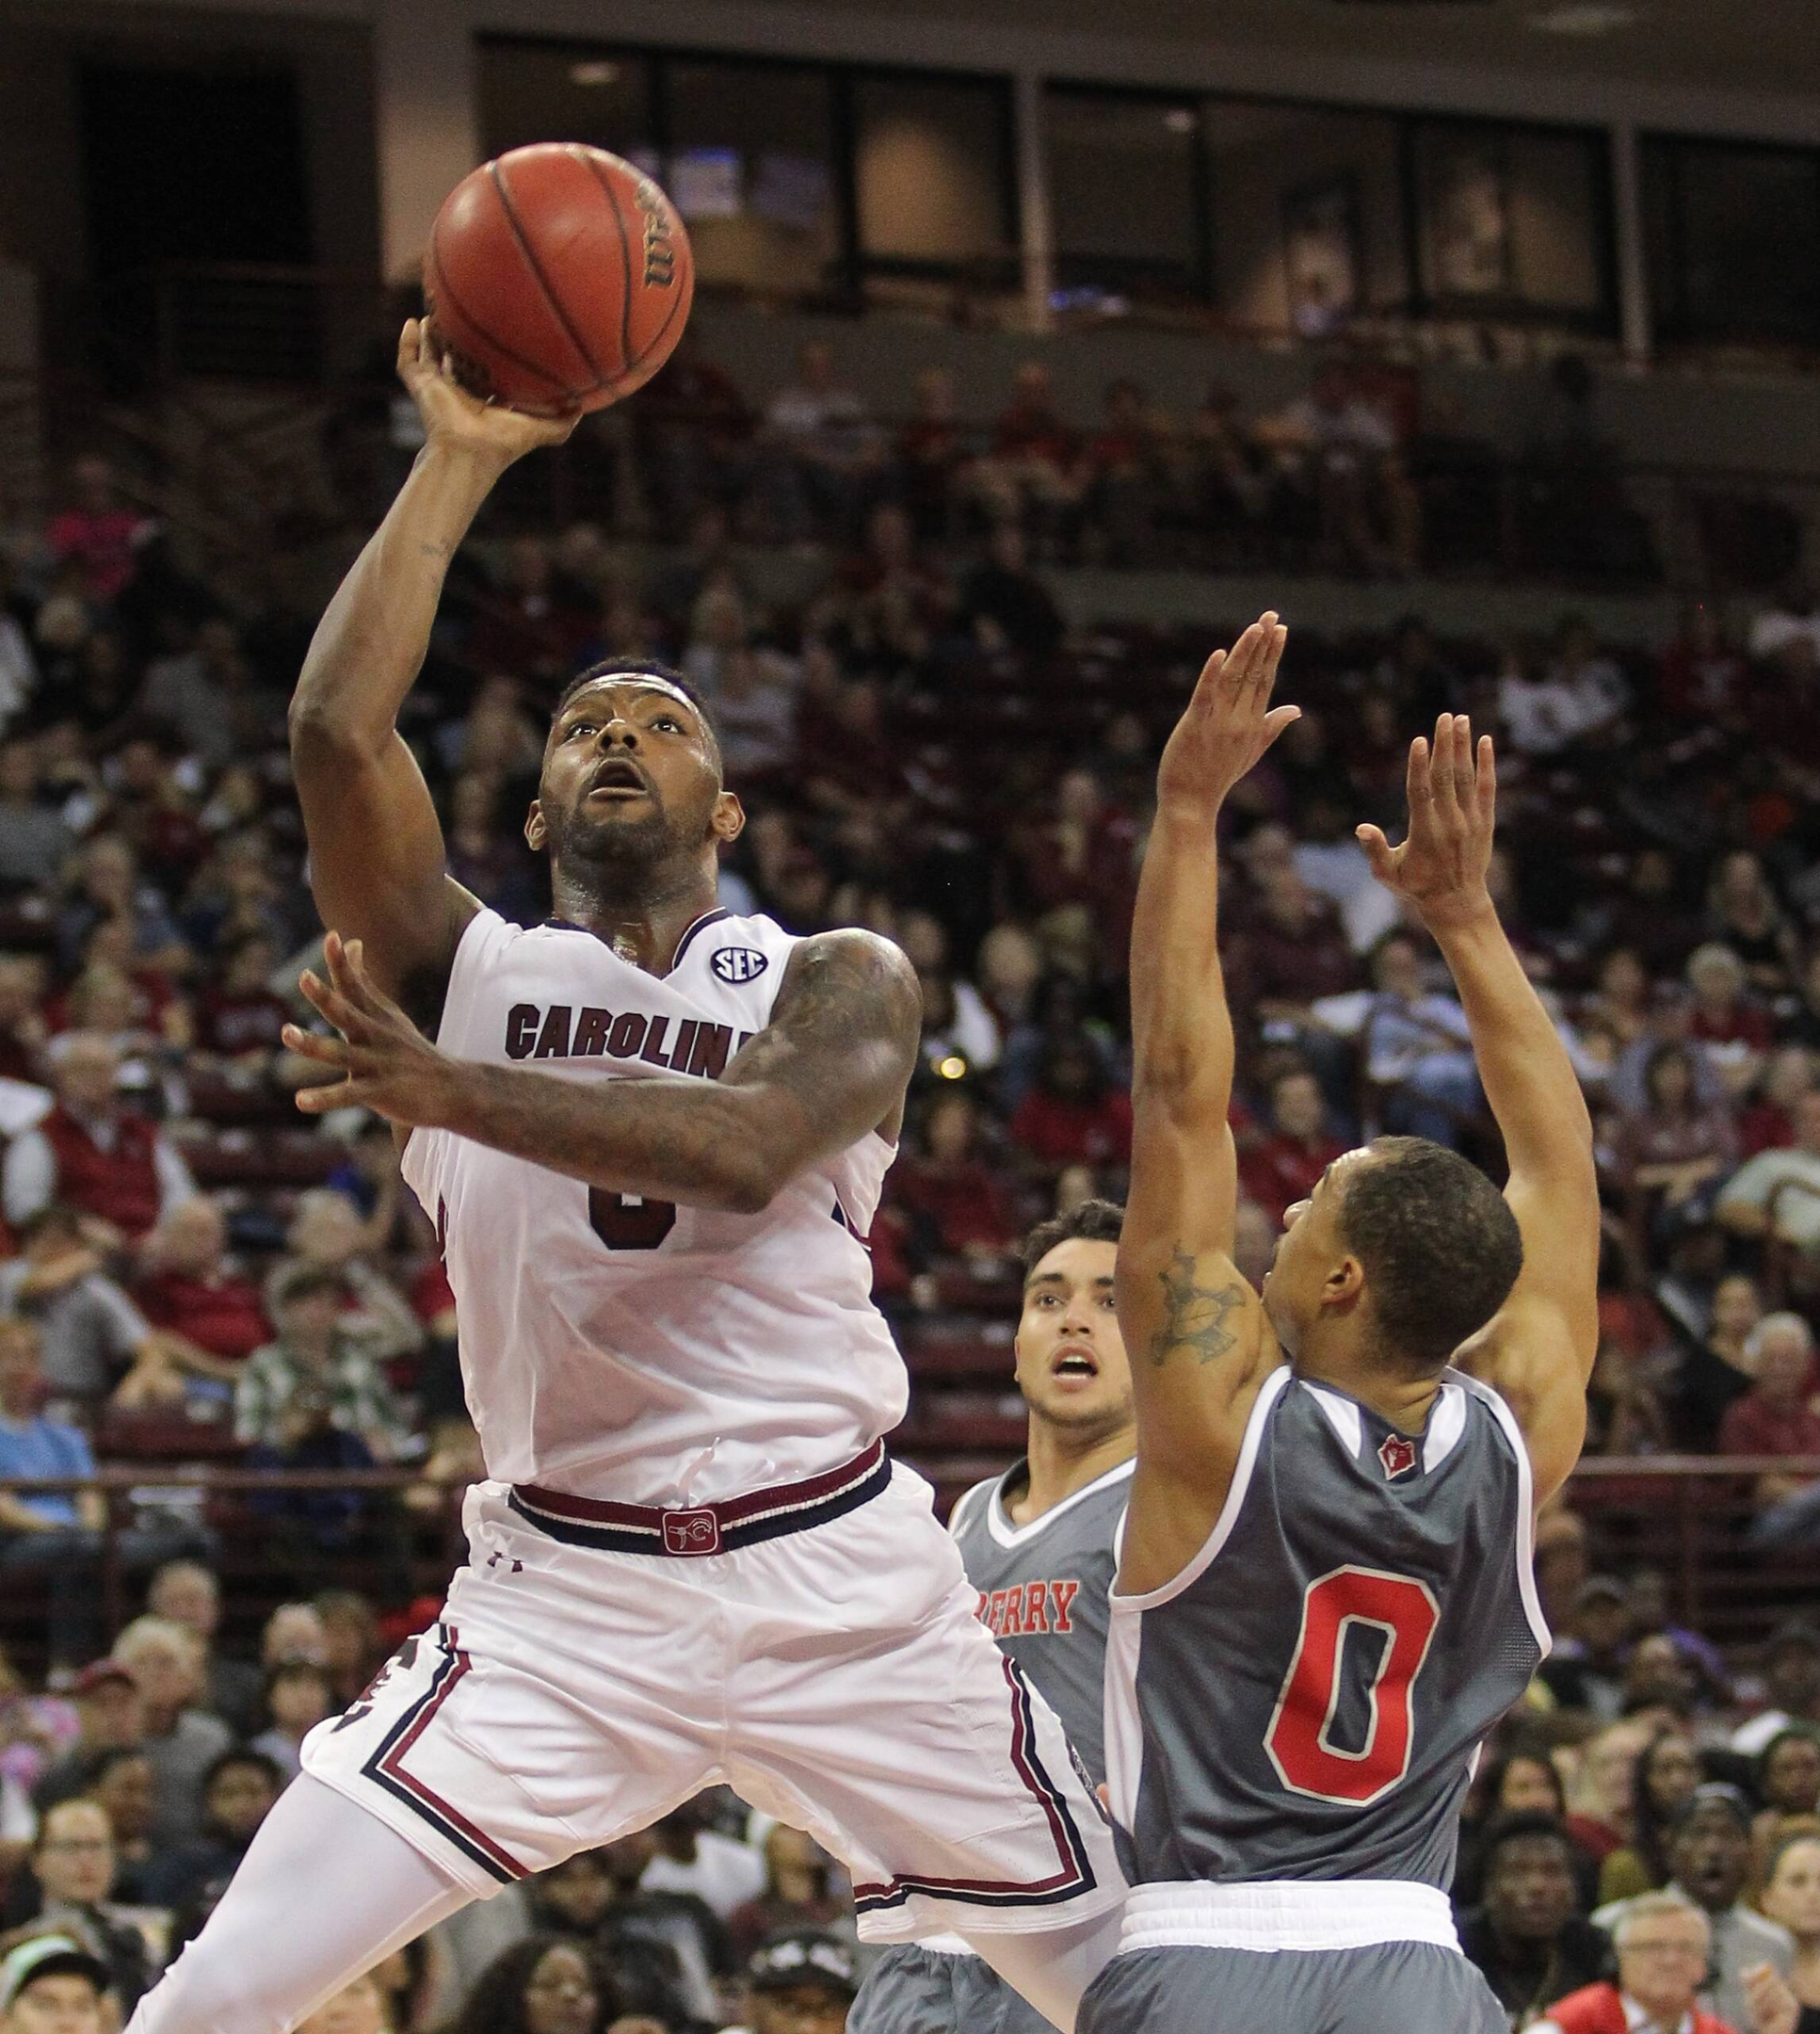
[1148,1248,1248,1368]
[778,931,922,1055]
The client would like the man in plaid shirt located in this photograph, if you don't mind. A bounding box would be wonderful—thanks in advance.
[234,1263,408,1464]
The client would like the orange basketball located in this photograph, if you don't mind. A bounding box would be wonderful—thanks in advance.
[424,142,694,416]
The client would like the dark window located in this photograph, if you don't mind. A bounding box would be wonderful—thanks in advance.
[1643,136,1820,349]
[1045,87,1206,302]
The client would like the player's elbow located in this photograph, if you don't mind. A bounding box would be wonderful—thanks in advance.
[288,694,384,765]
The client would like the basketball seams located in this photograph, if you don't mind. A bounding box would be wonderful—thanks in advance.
[487,157,605,396]
[426,222,571,402]
[574,145,636,384]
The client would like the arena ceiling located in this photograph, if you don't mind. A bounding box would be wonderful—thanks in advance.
[747,0,1820,99]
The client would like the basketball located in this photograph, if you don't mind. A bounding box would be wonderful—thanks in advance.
[424,141,694,416]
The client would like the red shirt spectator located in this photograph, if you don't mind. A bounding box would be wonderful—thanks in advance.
[893,1093,1018,1259]
[45,457,151,604]
[1010,1034,1134,1173]
[135,1199,269,1364]
[1718,1316,1820,1458]
[1539,1981,1731,2034]
[1239,1070,1346,1227]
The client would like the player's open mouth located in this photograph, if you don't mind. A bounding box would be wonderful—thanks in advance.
[1052,1347,1099,1380]
[588,759,651,799]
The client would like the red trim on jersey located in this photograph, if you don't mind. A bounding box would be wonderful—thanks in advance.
[666,907,733,975]
[850,1656,1093,1912]
[376,1625,531,1882]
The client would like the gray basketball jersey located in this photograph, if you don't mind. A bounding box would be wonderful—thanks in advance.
[1106,1365,1547,1889]
[949,1457,1133,1785]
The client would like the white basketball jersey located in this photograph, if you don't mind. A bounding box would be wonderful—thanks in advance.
[402,906,906,1506]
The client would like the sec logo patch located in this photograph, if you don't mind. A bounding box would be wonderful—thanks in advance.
[711,946,769,985]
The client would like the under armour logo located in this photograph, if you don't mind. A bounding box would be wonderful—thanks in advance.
[1378,1433,1418,1480]
[486,1552,523,1574]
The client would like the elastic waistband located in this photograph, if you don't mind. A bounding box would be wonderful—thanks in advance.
[1118,1880,1461,1957]
[508,1442,890,1558]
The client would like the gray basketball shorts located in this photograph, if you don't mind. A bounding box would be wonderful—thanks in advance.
[849,1945,1061,2034]
[1077,1942,1507,2034]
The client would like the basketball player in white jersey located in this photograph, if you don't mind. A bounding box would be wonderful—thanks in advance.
[124,321,1123,2034]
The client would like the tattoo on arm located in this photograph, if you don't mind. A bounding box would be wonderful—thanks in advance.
[731,929,922,1122]
[1148,1249,1248,1367]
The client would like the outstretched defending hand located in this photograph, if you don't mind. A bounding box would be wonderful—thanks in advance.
[1357,712,1497,931]
[283,931,462,1128]
[1155,612,1297,820]
[398,316,581,466]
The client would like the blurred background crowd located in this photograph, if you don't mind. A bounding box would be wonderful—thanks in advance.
[0,322,1818,2031]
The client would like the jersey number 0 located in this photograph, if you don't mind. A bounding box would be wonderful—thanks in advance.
[1264,1565,1440,1806]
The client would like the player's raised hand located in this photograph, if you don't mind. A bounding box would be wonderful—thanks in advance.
[1356,712,1497,930]
[1154,613,1297,820]
[283,930,463,1128]
[397,317,582,465]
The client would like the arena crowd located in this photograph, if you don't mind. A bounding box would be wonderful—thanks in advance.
[0,326,1818,2030]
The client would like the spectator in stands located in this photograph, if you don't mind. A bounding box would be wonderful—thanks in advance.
[108,1615,231,1848]
[247,1657,331,1782]
[1538,1891,1730,2034]
[294,1973,388,2034]
[0,1207,183,1413]
[14,1799,151,2015]
[726,1827,853,1964]
[0,744,70,899]
[311,1591,383,1714]
[1687,945,1773,1099]
[1238,1067,1346,1228]
[269,1189,423,1372]
[740,1929,859,2034]
[1547,615,1631,749]
[892,1091,1017,1266]
[1458,1811,1611,2027]
[82,1747,155,1903]
[971,361,1084,549]
[236,1265,409,1566]
[1084,379,1174,566]
[1754,1733,1820,1863]
[140,1747,281,1911]
[30,1661,141,1812]
[189,930,293,1074]
[1597,1786,1796,2029]
[1720,1316,1820,1546]
[1760,1833,1820,2010]
[680,584,801,784]
[0,1933,110,2034]
[1356,930,1480,1148]
[1567,1720,1651,1862]
[43,459,151,607]
[1007,1027,1132,1183]
[55,837,189,982]
[139,618,271,770]
[0,1321,202,1671]
[143,1561,261,1736]
[1733,1627,1820,1765]
[3,1036,194,1243]
[1709,854,1799,1001]
[957,523,1065,661]
[1545,1584,1638,1722]
[760,341,886,542]
[1616,1046,1739,1253]
[259,1599,330,1672]
[642,1800,766,1923]
[1603,1729,1706,1902]
[132,1201,269,1399]
[450,1936,619,2034]
[1681,1274,1764,1449]
[1717,1092,1820,1259]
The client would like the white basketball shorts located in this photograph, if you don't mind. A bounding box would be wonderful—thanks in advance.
[301,1454,1124,1944]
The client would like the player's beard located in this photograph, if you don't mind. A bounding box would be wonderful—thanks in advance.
[545,787,675,874]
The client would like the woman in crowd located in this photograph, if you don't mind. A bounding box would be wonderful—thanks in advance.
[1680,1271,1764,1448]
[1614,1043,1739,1252]
[1760,1831,1820,2009]
[452,1937,633,2034]
[1599,1727,1704,1902]
[1755,1732,1820,1871]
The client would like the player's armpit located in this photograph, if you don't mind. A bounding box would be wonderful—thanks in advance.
[1455,1298,1589,1509]
[718,927,923,1184]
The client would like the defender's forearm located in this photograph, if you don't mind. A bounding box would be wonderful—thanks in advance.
[1429,904,1592,1177]
[291,442,506,749]
[1130,811,1234,1114]
[443,1062,777,1214]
